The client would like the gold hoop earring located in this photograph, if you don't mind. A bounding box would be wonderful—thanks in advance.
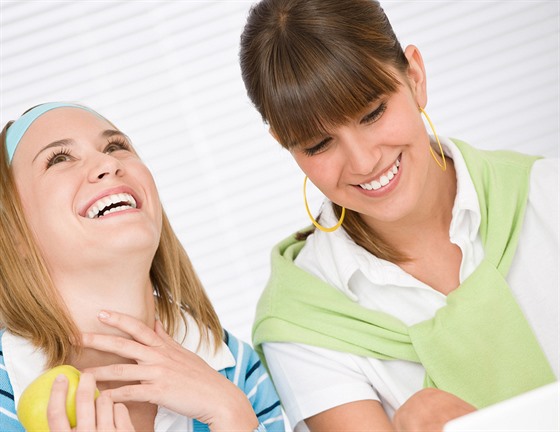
[419,107,446,171]
[303,176,346,233]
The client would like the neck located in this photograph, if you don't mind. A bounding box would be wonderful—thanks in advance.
[371,159,457,256]
[50,254,157,370]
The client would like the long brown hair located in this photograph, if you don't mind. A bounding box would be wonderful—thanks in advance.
[240,0,410,261]
[0,113,222,367]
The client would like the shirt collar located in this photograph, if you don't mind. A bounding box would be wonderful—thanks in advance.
[2,311,235,409]
[298,136,482,293]
[443,137,481,240]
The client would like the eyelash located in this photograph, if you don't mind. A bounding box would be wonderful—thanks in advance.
[303,102,388,157]
[303,139,330,157]
[45,137,132,169]
[362,101,387,124]
[104,137,131,153]
[46,148,73,168]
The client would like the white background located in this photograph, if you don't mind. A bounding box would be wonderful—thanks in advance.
[1,0,558,346]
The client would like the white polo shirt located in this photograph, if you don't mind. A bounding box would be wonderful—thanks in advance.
[263,138,559,431]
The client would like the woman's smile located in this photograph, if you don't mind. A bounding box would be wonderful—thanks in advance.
[356,154,401,193]
[81,186,140,220]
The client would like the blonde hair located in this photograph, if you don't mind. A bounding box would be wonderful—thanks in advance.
[240,0,410,262]
[0,117,222,367]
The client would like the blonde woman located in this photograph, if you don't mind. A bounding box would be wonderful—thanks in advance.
[0,103,284,432]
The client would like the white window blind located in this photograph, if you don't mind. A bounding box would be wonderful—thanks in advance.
[1,1,558,344]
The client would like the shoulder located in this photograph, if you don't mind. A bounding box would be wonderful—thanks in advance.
[222,330,272,391]
[222,331,285,431]
[529,157,558,192]
[0,332,15,401]
[0,331,25,431]
[526,158,558,231]
[451,138,537,162]
[450,139,544,214]
[450,138,540,181]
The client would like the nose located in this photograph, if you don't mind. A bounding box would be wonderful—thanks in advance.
[339,129,380,175]
[88,152,124,182]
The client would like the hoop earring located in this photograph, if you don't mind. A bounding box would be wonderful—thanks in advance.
[303,176,346,233]
[419,107,446,171]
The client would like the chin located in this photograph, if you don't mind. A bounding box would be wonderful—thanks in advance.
[117,239,160,257]
[111,224,160,248]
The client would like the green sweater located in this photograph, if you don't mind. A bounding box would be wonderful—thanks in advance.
[253,139,555,409]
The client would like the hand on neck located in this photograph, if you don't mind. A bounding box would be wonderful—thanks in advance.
[51,257,157,370]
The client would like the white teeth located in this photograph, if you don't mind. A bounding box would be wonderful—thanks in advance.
[86,193,137,219]
[103,205,130,216]
[359,157,400,191]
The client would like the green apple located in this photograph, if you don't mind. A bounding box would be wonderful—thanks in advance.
[17,364,99,431]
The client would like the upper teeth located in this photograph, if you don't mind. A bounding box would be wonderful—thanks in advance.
[86,193,137,219]
[359,158,400,191]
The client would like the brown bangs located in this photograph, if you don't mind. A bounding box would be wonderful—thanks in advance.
[266,40,402,149]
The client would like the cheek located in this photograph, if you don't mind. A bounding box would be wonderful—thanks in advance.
[386,111,419,141]
[154,198,163,231]
[294,154,335,182]
[19,178,72,231]
[139,169,163,221]
[15,182,41,230]
[19,194,62,262]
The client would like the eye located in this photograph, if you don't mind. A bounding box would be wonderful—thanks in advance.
[303,137,331,157]
[361,101,387,125]
[46,148,73,168]
[104,137,131,154]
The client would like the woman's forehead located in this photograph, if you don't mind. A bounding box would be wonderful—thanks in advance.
[23,108,109,144]
[28,108,110,134]
[12,108,113,164]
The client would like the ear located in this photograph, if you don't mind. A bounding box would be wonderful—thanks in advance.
[404,45,427,108]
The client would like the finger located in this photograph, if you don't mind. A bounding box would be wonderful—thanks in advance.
[95,394,116,431]
[113,403,135,431]
[154,319,183,350]
[97,310,161,347]
[154,319,175,343]
[82,333,154,363]
[84,363,157,384]
[47,374,72,432]
[75,372,97,432]
[103,383,158,405]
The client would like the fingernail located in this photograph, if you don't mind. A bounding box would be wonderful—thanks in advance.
[55,374,66,383]
[98,310,110,320]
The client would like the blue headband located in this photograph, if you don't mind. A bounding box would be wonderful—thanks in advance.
[5,102,99,163]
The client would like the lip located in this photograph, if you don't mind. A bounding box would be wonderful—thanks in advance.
[354,153,402,197]
[79,185,141,218]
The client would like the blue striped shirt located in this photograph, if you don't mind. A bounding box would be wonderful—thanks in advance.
[0,329,284,431]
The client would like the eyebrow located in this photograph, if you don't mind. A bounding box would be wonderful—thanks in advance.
[102,129,127,139]
[32,129,126,163]
[32,138,75,163]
